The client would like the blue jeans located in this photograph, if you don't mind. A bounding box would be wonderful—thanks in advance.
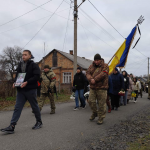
[75,89,85,108]
[120,91,128,105]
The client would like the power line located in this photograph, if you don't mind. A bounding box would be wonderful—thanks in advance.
[88,0,148,58]
[24,0,70,14]
[0,0,52,27]
[79,19,93,50]
[77,22,117,50]
[88,0,124,39]
[23,0,65,49]
[79,8,121,44]
[64,0,147,60]
[62,1,72,51]
[126,58,147,70]
[0,10,72,35]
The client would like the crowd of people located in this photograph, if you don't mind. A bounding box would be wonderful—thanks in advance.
[72,54,145,124]
[0,51,146,134]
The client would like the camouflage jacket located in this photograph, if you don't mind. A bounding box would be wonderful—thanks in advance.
[86,62,109,90]
[41,69,56,93]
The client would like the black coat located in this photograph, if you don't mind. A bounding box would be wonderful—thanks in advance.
[111,72,124,95]
[15,60,40,90]
[73,72,87,90]
[122,72,129,91]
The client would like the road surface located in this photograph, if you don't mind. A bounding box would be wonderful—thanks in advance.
[0,93,149,150]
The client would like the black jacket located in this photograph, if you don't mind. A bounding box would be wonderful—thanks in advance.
[15,60,40,90]
[122,71,129,91]
[111,72,124,95]
[73,72,87,90]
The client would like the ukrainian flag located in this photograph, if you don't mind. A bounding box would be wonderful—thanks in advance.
[109,26,137,74]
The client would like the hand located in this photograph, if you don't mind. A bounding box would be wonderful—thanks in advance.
[13,83,15,88]
[91,79,95,84]
[21,81,28,88]
[127,89,129,91]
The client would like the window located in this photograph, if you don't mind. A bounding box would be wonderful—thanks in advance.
[63,72,71,83]
[53,51,57,67]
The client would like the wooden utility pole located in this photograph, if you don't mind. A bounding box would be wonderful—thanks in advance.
[73,0,86,76]
[148,57,149,82]
[73,0,78,76]
[148,57,150,99]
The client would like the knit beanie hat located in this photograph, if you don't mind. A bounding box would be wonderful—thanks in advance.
[77,67,82,71]
[115,68,118,71]
[94,54,101,60]
[44,65,50,69]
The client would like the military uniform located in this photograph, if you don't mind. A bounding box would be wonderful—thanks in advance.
[38,68,56,114]
[86,54,109,125]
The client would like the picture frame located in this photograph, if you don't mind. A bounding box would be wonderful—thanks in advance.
[15,73,26,87]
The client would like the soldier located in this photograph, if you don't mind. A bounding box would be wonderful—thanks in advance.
[38,65,56,114]
[86,54,109,125]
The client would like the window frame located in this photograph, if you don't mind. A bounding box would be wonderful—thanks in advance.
[63,72,72,84]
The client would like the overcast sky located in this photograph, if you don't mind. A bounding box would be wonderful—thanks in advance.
[0,0,149,76]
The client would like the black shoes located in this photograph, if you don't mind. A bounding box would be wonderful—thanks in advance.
[1,122,42,133]
[32,121,43,130]
[1,125,15,134]
[115,107,118,111]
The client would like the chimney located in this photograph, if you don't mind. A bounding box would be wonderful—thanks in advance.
[69,50,73,55]
[82,57,85,59]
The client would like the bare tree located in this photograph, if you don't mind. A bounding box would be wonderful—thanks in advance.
[0,46,22,80]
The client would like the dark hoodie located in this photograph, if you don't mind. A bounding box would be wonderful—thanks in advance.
[15,60,40,90]
[122,71,129,91]
[73,72,87,90]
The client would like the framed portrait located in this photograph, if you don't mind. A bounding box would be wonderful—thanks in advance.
[15,73,26,87]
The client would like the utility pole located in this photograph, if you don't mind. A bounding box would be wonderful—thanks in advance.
[148,57,150,99]
[73,0,78,76]
[73,0,86,76]
[148,57,149,82]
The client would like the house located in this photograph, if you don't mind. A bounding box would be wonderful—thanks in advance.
[37,49,93,92]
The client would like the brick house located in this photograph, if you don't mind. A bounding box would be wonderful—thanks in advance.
[37,49,92,92]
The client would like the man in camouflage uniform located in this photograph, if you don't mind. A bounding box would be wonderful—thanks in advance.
[38,65,56,114]
[86,54,109,125]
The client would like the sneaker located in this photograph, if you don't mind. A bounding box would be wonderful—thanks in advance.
[74,107,79,111]
[82,105,86,109]
[108,108,111,113]
[32,121,42,130]
[111,107,114,110]
[1,125,15,134]
[134,101,136,103]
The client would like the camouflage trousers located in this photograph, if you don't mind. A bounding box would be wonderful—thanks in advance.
[38,93,56,110]
[89,89,107,120]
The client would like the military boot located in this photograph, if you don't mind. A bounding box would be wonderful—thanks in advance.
[97,118,103,125]
[50,109,55,114]
[89,113,97,121]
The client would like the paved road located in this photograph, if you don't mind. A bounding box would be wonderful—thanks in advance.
[0,93,150,150]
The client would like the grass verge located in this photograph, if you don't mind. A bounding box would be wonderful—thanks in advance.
[0,93,71,111]
[127,135,150,150]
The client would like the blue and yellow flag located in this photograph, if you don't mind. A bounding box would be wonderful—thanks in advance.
[109,26,137,74]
